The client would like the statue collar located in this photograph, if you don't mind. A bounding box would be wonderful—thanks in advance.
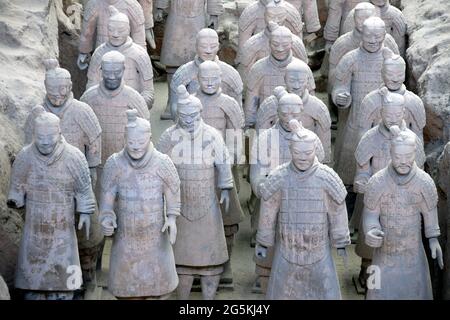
[197,88,222,100]
[388,162,418,186]
[269,52,293,69]
[33,136,67,166]
[100,80,125,98]
[378,121,407,139]
[194,55,220,67]
[289,157,320,179]
[124,144,155,169]
[43,93,74,118]
[106,37,133,51]
[275,121,291,139]
[176,119,205,140]
[390,84,407,95]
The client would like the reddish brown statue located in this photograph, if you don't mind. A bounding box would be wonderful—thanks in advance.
[166,28,243,120]
[256,119,350,299]
[343,0,407,56]
[24,60,103,287]
[245,25,315,128]
[157,85,233,300]
[78,0,146,70]
[354,92,425,289]
[99,110,180,299]
[363,127,443,299]
[87,6,154,108]
[359,54,426,142]
[81,51,150,168]
[8,111,95,300]
[257,60,332,164]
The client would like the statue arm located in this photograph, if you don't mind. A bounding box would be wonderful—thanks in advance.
[332,54,353,108]
[79,3,98,54]
[419,178,441,239]
[163,178,181,218]
[215,139,234,190]
[315,119,332,165]
[354,160,372,194]
[138,0,154,29]
[324,0,344,42]
[256,190,281,247]
[86,54,101,89]
[327,196,351,248]
[131,93,151,121]
[206,0,224,16]
[249,133,271,197]
[302,0,321,33]
[140,77,155,109]
[72,154,96,214]
[244,78,261,128]
[98,157,119,224]
[129,8,147,49]
[86,134,102,168]
[7,150,28,208]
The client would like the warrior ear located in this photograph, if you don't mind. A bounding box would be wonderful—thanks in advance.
[274,86,288,100]
[288,119,304,133]
[43,58,59,71]
[268,21,279,33]
[389,125,402,138]
[31,105,46,118]
[126,109,138,124]
[109,5,120,17]
[177,85,189,99]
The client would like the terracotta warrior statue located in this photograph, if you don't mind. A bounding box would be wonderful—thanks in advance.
[257,60,332,164]
[359,53,426,142]
[354,92,426,289]
[157,85,233,300]
[245,25,315,129]
[332,17,392,187]
[78,0,146,70]
[363,126,443,299]
[87,6,154,109]
[166,28,243,120]
[24,60,103,286]
[324,0,366,48]
[237,0,303,64]
[8,111,95,300]
[255,119,350,299]
[250,93,325,293]
[284,0,321,37]
[81,51,150,172]
[137,0,156,49]
[328,2,399,91]
[195,61,245,285]
[240,16,308,85]
[155,0,224,119]
[343,0,407,56]
[99,110,179,299]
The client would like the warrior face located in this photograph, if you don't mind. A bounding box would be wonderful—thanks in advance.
[354,6,376,33]
[196,30,219,62]
[285,70,309,96]
[108,20,130,47]
[383,63,406,91]
[178,109,202,134]
[126,128,151,160]
[382,104,405,129]
[46,80,72,107]
[370,0,388,7]
[35,122,61,156]
[198,61,222,95]
[290,140,316,171]
[270,27,292,61]
[278,104,302,132]
[362,18,386,53]
[391,144,416,175]
[102,61,124,90]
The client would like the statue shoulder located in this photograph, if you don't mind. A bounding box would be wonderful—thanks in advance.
[355,127,378,165]
[305,95,331,127]
[172,62,196,87]
[156,125,178,154]
[124,0,146,24]
[71,99,102,142]
[156,151,180,193]
[316,164,347,204]
[83,0,98,21]
[364,168,389,209]
[219,61,243,92]
[256,95,278,130]
[415,168,438,211]
[405,90,426,129]
[238,2,258,32]
[247,58,267,90]
[260,163,290,201]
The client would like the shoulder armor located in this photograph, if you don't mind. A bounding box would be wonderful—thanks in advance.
[125,0,146,25]
[238,3,258,32]
[219,61,244,94]
[156,152,181,194]
[334,49,357,82]
[405,91,426,129]
[123,85,149,119]
[284,2,303,34]
[355,127,378,166]
[341,8,355,35]
[100,151,121,190]
[416,169,438,211]
[80,85,99,104]
[256,95,278,130]
[156,125,177,154]
[384,34,400,54]
[72,100,102,144]
[389,6,407,35]
[359,89,382,129]
[128,44,153,81]
[316,164,347,204]
[305,95,331,128]
[219,94,245,129]
[329,33,353,65]
[88,44,108,77]
[247,59,266,91]
[171,62,196,90]
[260,163,290,201]
[364,169,388,210]
[412,129,426,168]
[65,143,91,186]
[292,36,308,63]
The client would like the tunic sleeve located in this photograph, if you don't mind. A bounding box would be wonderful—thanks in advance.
[207,0,224,16]
[158,155,181,217]
[129,6,147,48]
[71,151,96,214]
[214,134,234,190]
[323,0,344,42]
[244,67,262,127]
[302,0,321,33]
[419,173,440,239]
[327,194,350,248]
[249,131,272,197]
[79,1,98,54]
[130,91,151,120]
[138,0,154,29]
[332,52,354,108]
[256,189,281,247]
[7,149,29,208]
[99,155,119,223]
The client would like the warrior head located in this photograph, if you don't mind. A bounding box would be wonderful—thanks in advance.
[285,60,311,96]
[264,0,288,27]
[101,51,125,90]
[177,85,203,133]
[288,119,318,171]
[107,5,130,47]
[354,3,377,33]
[125,109,152,160]
[382,51,406,91]
[390,125,417,175]
[278,91,303,131]
[269,23,292,61]
[32,105,62,155]
[381,89,405,129]
[370,0,389,8]
[196,28,219,62]
[44,59,72,107]
[198,61,222,95]
[362,17,386,53]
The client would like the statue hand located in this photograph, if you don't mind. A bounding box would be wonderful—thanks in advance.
[429,237,444,270]
[77,53,89,70]
[220,189,230,213]
[325,40,334,54]
[354,179,368,194]
[337,248,348,269]
[78,213,91,240]
[366,228,384,248]
[336,92,351,107]
[155,9,165,22]
[255,243,267,259]
[208,15,219,30]
[161,215,177,245]
[101,216,117,237]
[145,28,156,50]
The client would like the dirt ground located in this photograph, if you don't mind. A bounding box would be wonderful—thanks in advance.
[86,82,363,300]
